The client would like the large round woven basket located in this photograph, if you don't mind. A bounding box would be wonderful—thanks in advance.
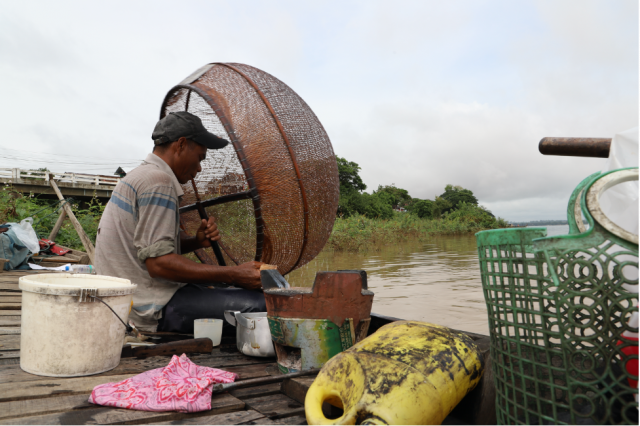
[160,63,339,275]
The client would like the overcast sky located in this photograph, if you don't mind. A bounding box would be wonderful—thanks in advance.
[1,0,637,221]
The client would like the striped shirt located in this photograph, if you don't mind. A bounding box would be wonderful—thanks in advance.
[95,153,185,331]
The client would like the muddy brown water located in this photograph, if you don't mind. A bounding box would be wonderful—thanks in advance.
[285,225,569,336]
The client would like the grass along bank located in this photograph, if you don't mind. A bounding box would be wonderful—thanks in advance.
[328,206,508,253]
[0,186,507,256]
[0,185,104,251]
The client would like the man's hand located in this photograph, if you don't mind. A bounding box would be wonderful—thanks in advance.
[196,217,220,248]
[231,261,264,291]
[146,256,265,291]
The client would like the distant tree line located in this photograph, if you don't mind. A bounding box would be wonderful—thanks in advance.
[510,220,568,226]
[336,156,500,226]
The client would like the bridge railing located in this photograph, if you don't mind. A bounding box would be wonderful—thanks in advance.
[0,168,121,187]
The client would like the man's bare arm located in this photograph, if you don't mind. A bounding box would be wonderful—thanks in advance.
[145,254,263,291]
[179,232,203,254]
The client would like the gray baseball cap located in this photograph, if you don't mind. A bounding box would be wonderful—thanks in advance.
[152,111,229,149]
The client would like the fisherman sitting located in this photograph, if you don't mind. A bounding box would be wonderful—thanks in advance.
[95,111,265,333]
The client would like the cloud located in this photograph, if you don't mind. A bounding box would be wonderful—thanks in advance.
[0,0,636,221]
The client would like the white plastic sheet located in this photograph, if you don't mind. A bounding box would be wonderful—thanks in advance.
[9,218,40,254]
[28,263,72,271]
[600,127,638,289]
[600,127,638,236]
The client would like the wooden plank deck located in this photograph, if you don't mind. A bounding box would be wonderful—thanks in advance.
[0,269,496,425]
[0,270,310,425]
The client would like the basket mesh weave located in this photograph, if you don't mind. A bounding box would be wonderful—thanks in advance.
[477,170,639,425]
[160,63,339,275]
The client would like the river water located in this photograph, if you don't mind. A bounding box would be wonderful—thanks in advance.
[285,225,569,336]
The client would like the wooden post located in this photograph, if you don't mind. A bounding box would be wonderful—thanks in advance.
[48,209,67,241]
[49,180,95,264]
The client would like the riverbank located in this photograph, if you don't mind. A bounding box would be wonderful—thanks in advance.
[327,211,508,252]
[0,189,102,251]
[1,190,508,255]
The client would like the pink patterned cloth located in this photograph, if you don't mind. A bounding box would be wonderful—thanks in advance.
[88,354,237,413]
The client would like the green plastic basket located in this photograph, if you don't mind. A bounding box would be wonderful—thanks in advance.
[477,168,638,425]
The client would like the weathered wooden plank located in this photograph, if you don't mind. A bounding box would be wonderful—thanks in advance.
[0,310,20,316]
[0,303,21,310]
[271,415,307,425]
[0,356,19,366]
[0,270,45,276]
[0,285,20,291]
[0,394,91,421]
[0,392,244,425]
[243,394,305,420]
[242,420,282,426]
[0,335,19,350]
[229,382,282,400]
[225,363,273,381]
[0,272,44,281]
[0,354,273,384]
[0,393,244,420]
[155,410,265,425]
[0,362,275,402]
[279,376,343,422]
[280,376,315,405]
[0,327,20,335]
[0,296,21,302]
[0,351,19,363]
[0,318,20,327]
[0,374,135,402]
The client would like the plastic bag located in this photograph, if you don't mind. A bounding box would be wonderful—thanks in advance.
[600,126,638,236]
[0,228,30,270]
[8,218,40,254]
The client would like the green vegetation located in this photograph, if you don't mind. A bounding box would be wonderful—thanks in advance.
[332,156,508,251]
[0,184,104,251]
[0,157,507,255]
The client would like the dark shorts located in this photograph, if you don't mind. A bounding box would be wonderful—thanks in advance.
[158,284,266,335]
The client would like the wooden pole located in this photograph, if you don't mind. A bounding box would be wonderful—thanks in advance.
[48,209,67,241]
[49,180,95,264]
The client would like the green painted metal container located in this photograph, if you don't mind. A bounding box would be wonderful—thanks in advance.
[262,270,374,374]
[268,317,356,373]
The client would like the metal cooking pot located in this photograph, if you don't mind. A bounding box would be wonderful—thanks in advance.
[223,311,275,357]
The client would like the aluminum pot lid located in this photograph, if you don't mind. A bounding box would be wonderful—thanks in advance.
[19,273,136,297]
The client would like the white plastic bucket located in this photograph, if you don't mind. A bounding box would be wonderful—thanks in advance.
[19,273,137,377]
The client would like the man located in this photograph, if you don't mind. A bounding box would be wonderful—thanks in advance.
[95,111,265,333]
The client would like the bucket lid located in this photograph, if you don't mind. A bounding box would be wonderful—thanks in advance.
[19,273,137,297]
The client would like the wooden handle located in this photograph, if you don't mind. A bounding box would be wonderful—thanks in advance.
[539,137,611,158]
[121,338,214,359]
[194,203,227,266]
[190,179,226,266]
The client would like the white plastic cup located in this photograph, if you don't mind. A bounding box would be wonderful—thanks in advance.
[194,319,223,346]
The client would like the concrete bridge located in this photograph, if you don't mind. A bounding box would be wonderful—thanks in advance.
[0,168,120,202]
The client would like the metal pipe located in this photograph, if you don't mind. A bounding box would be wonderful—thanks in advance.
[539,137,611,158]
[211,368,320,393]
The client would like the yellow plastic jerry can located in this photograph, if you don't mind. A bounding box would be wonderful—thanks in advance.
[305,321,484,425]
